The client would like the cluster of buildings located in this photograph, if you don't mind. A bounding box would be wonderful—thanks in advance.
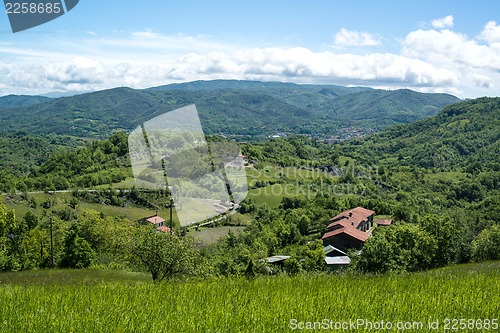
[321,207,392,268]
[147,205,393,270]
[264,206,392,270]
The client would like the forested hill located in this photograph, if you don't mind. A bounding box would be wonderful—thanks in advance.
[0,94,50,109]
[343,97,500,170]
[0,80,459,139]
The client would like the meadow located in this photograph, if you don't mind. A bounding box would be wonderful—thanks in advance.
[0,261,498,332]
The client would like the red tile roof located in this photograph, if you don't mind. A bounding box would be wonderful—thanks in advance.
[376,219,392,226]
[327,207,374,230]
[156,226,171,233]
[322,227,369,242]
[146,215,166,224]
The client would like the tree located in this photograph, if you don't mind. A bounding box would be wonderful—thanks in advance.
[300,241,325,271]
[129,227,198,282]
[297,214,310,236]
[356,223,437,273]
[420,214,461,266]
[283,257,302,275]
[0,203,7,239]
[68,197,79,210]
[24,211,39,230]
[472,224,500,261]
[61,224,96,268]
[20,228,51,268]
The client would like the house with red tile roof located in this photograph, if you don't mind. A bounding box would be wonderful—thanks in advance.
[322,207,375,252]
[143,214,171,233]
[155,225,172,233]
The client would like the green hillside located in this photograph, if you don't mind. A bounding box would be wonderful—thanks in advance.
[343,97,500,169]
[0,87,152,138]
[0,80,460,139]
[0,97,498,283]
[0,94,51,109]
[327,88,459,125]
[0,132,86,176]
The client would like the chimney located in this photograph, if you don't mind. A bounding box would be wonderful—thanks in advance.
[349,212,353,217]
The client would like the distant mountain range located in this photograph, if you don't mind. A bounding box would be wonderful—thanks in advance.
[0,80,460,139]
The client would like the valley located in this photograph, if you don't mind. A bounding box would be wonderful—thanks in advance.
[0,82,497,333]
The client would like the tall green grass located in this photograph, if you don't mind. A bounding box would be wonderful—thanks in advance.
[0,262,498,332]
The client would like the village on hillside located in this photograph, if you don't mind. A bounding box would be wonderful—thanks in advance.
[264,206,393,270]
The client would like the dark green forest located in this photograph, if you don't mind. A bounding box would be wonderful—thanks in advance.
[0,80,458,139]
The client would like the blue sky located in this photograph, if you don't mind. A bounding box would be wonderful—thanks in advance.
[1,0,499,98]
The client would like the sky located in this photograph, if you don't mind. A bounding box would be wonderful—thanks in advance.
[0,0,499,98]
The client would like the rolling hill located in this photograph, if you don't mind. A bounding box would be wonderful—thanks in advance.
[0,80,460,139]
[343,97,500,169]
[0,94,51,109]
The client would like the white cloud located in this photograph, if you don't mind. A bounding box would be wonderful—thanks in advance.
[0,45,458,96]
[473,75,494,89]
[478,21,500,45]
[431,15,454,29]
[402,29,500,70]
[334,28,381,47]
[0,25,499,98]
[401,25,500,96]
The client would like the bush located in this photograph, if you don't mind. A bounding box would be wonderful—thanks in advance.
[356,223,437,273]
[472,224,500,261]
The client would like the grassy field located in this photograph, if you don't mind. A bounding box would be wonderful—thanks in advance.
[0,262,498,332]
[424,171,468,182]
[189,226,246,247]
[247,183,297,208]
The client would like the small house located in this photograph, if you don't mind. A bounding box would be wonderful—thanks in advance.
[323,245,351,268]
[321,207,374,252]
[143,214,171,233]
[263,255,291,265]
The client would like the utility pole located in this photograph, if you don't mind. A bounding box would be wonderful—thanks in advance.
[169,197,173,232]
[49,215,54,268]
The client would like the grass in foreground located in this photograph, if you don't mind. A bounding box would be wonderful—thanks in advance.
[0,262,498,332]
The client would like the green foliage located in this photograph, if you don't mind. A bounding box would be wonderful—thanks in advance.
[61,224,96,269]
[2,132,132,191]
[72,187,170,209]
[420,214,463,266]
[128,227,199,281]
[283,257,302,275]
[472,224,500,261]
[0,94,50,108]
[344,97,500,170]
[0,202,7,238]
[23,210,39,230]
[0,132,85,180]
[356,223,437,273]
[0,95,498,279]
